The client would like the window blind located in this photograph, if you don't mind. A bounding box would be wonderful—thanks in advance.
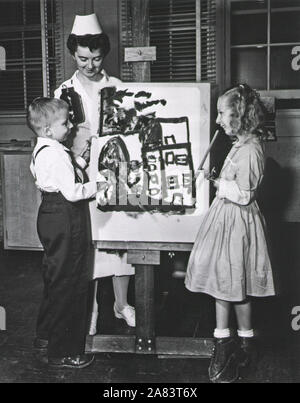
[120,0,134,82]
[120,0,216,83]
[0,0,62,114]
[149,0,197,82]
[200,0,217,83]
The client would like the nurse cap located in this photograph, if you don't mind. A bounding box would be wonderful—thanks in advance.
[71,13,103,36]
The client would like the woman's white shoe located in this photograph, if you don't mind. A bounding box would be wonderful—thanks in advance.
[114,303,136,327]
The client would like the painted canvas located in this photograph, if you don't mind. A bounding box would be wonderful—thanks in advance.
[89,83,215,243]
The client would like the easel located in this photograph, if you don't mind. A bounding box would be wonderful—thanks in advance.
[86,85,218,357]
[86,241,214,357]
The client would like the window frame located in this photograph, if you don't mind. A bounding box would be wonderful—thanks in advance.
[0,0,60,117]
[224,0,300,98]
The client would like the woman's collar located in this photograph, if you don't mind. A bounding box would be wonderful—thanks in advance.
[74,69,109,84]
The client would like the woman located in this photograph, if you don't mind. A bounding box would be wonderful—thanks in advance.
[54,14,135,332]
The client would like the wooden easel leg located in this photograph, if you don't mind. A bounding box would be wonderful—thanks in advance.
[127,249,160,354]
[134,264,155,354]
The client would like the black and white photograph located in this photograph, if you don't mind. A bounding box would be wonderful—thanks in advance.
[0,0,300,386]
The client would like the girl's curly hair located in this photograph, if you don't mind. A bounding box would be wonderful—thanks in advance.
[220,83,266,135]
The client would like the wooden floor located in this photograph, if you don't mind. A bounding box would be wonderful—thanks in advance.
[0,247,299,383]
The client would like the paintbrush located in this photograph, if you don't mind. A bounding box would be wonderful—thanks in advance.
[194,129,220,181]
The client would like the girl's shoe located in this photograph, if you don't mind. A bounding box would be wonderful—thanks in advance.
[208,337,239,383]
[113,303,136,327]
[236,337,256,368]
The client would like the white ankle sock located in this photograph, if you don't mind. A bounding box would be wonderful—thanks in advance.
[214,328,230,338]
[237,329,254,338]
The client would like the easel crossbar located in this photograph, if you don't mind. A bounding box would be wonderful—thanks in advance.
[86,335,214,357]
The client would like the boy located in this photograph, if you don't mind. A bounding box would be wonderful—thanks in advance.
[28,97,105,368]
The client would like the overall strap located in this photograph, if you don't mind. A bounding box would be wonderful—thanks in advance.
[32,145,49,165]
[65,150,83,183]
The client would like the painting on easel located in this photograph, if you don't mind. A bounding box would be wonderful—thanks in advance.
[89,83,216,243]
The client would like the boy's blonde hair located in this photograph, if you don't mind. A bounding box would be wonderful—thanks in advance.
[27,97,69,135]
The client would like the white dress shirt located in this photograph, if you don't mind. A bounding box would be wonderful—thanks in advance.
[30,137,97,202]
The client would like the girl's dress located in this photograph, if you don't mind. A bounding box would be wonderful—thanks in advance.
[185,134,275,301]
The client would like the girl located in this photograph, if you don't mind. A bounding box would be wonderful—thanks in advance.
[185,84,275,383]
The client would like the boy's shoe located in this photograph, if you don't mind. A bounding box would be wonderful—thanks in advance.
[113,303,136,327]
[33,337,48,351]
[208,337,239,383]
[48,354,95,369]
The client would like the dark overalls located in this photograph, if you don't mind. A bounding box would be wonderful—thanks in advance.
[33,146,90,358]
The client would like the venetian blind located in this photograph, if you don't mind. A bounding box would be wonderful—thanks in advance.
[120,0,217,83]
[0,0,63,114]
[200,0,216,83]
[120,0,134,82]
[150,0,197,82]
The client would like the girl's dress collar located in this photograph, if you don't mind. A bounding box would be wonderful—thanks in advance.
[233,133,259,148]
